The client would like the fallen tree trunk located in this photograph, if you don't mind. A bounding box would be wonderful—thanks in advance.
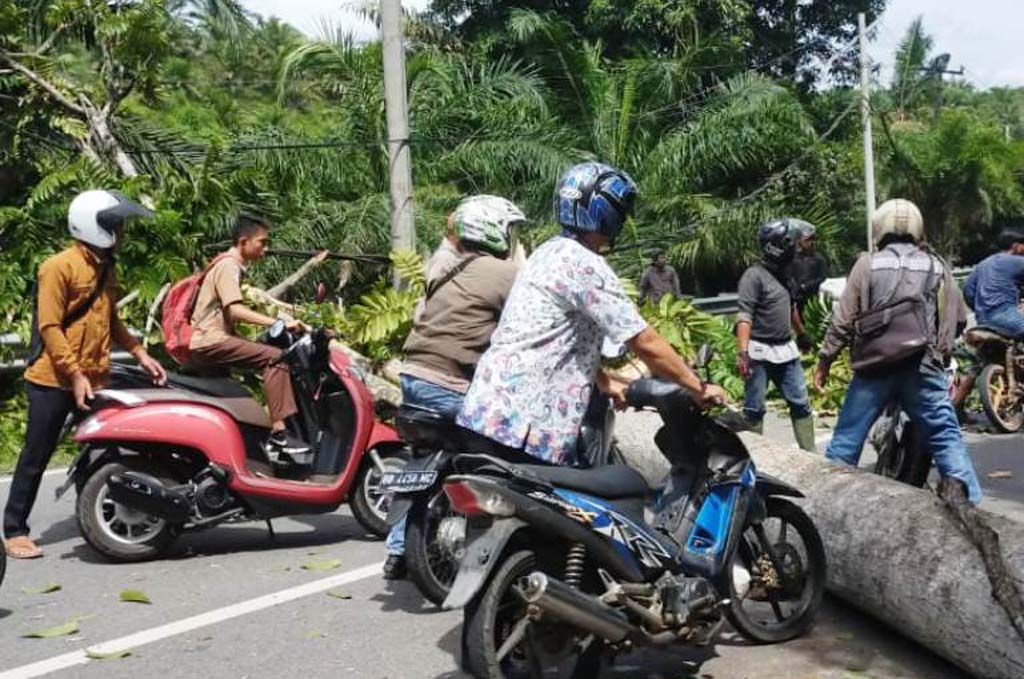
[615,418,1024,679]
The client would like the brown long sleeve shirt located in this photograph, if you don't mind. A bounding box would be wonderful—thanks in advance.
[25,242,140,389]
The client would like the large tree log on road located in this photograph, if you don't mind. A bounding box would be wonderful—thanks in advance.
[615,414,1024,679]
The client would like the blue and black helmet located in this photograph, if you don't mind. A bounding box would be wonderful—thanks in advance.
[554,162,637,246]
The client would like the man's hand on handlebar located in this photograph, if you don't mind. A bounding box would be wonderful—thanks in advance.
[286,319,310,334]
[695,383,730,410]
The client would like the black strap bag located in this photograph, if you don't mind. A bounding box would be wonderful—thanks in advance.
[850,252,935,373]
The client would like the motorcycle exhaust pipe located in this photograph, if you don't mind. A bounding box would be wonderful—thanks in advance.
[106,472,191,523]
[521,572,641,644]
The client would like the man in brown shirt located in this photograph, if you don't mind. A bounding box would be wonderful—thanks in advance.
[189,214,308,460]
[384,194,524,579]
[4,190,166,560]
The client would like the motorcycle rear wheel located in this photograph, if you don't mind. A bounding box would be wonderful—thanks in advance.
[77,459,181,562]
[717,498,825,644]
[406,490,463,607]
[463,550,603,679]
[979,364,1024,433]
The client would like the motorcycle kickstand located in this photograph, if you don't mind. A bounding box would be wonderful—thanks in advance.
[266,519,276,542]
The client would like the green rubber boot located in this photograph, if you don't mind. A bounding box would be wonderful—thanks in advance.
[748,419,764,435]
[792,415,816,452]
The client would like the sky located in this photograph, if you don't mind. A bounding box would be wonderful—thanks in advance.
[240,1,1024,89]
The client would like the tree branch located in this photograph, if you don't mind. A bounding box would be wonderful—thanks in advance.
[266,250,331,299]
[0,50,85,115]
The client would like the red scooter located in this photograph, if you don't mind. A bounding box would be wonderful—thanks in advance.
[58,322,405,562]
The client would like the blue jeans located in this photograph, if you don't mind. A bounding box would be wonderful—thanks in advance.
[743,359,812,423]
[825,365,982,505]
[979,306,1024,339]
[386,375,465,556]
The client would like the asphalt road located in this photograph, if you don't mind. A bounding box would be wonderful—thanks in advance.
[0,471,971,679]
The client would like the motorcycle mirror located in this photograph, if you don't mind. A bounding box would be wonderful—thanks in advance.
[695,344,714,369]
[315,281,328,305]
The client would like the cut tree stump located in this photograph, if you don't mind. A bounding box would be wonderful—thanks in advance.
[615,420,1024,679]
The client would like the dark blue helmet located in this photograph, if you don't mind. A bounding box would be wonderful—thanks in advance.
[555,162,637,246]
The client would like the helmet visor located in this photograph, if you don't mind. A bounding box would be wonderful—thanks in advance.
[96,192,154,238]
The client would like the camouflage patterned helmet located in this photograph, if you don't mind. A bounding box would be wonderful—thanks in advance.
[452,195,526,258]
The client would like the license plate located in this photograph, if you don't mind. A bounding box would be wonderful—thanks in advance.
[381,470,438,493]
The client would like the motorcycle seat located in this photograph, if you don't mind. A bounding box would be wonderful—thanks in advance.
[396,405,461,449]
[516,464,649,500]
[166,372,251,399]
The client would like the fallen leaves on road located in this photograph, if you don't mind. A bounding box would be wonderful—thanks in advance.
[326,590,352,600]
[301,559,341,572]
[987,470,1014,479]
[119,589,152,604]
[85,649,132,660]
[22,584,61,595]
[22,620,79,639]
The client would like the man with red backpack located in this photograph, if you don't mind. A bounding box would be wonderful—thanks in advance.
[4,190,166,560]
[188,214,310,461]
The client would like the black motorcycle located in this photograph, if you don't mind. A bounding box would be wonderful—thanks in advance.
[384,393,623,606]
[441,370,826,678]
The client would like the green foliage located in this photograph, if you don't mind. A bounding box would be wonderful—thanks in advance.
[637,295,744,398]
[334,251,426,362]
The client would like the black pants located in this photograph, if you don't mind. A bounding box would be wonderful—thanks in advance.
[3,383,75,538]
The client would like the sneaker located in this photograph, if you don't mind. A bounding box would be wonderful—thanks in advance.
[382,554,407,580]
[266,431,312,465]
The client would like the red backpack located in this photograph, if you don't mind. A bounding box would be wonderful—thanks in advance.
[162,253,233,365]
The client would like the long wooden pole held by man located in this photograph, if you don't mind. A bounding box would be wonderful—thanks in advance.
[381,0,416,285]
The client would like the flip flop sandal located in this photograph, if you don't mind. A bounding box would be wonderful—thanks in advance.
[4,537,43,559]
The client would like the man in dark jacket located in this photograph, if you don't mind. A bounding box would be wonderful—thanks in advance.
[815,199,981,505]
[787,220,829,314]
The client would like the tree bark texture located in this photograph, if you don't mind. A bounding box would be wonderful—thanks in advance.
[614,421,1024,679]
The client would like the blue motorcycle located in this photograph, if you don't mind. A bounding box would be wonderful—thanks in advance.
[441,368,826,678]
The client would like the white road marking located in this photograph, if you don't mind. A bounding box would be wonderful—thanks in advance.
[0,469,67,486]
[0,561,384,679]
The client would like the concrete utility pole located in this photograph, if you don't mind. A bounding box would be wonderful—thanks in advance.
[858,12,877,253]
[380,0,415,282]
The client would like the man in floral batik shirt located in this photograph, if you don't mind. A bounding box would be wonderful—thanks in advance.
[458,162,727,464]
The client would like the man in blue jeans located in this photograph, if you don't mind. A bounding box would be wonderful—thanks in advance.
[383,195,524,579]
[735,219,817,452]
[814,199,981,505]
[964,229,1024,338]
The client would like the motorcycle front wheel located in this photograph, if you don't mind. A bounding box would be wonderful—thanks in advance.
[717,498,826,644]
[979,364,1024,433]
[350,446,409,537]
[405,489,464,607]
[463,550,603,679]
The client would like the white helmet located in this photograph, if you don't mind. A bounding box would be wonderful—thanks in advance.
[68,190,153,249]
[872,199,924,246]
[452,194,526,258]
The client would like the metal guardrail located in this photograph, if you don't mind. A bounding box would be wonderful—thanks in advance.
[0,267,977,376]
